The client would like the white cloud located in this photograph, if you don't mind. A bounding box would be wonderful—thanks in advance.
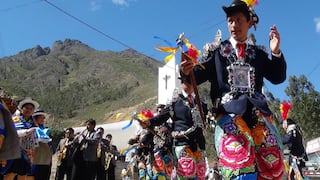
[90,1,102,11]
[314,17,320,33]
[112,0,136,7]
[112,0,128,7]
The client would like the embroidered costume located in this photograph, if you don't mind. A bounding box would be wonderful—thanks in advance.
[148,91,207,180]
[181,0,287,177]
[152,123,174,179]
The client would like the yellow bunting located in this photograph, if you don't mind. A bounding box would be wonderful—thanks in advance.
[113,113,123,121]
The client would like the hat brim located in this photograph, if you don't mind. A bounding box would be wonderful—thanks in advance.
[222,3,249,16]
[156,104,165,108]
[18,99,39,110]
[32,112,47,117]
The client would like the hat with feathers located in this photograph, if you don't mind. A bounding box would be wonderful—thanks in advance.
[222,0,259,28]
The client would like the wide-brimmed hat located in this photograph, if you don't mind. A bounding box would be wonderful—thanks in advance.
[285,118,296,125]
[32,109,47,118]
[156,104,165,108]
[18,97,39,110]
[222,0,259,25]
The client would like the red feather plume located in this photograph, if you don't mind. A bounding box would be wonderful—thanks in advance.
[280,102,292,120]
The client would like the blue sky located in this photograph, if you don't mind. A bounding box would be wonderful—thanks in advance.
[1,0,319,100]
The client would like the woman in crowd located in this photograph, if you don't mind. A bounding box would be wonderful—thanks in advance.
[4,97,39,180]
[30,109,53,180]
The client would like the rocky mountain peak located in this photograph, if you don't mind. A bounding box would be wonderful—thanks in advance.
[17,45,50,60]
[51,39,93,54]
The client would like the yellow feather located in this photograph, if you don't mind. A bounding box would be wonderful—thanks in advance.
[242,0,256,7]
[155,46,178,53]
[164,53,175,63]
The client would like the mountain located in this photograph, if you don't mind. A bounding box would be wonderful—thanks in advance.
[0,39,164,128]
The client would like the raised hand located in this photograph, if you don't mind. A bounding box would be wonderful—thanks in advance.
[269,25,281,54]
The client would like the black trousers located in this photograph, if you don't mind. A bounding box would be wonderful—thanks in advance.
[71,161,85,180]
[106,164,115,180]
[55,163,73,180]
[33,164,51,180]
[84,161,98,180]
[96,163,106,180]
[71,161,98,180]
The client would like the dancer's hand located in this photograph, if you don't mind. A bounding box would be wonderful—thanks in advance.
[269,25,281,54]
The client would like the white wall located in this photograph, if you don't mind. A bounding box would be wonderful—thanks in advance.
[157,56,180,105]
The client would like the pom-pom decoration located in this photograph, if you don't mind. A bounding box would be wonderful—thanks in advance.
[279,102,292,120]
[154,33,201,65]
[176,33,201,63]
[137,109,154,121]
[121,110,154,130]
[184,42,201,63]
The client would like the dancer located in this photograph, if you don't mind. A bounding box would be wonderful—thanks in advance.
[180,0,286,179]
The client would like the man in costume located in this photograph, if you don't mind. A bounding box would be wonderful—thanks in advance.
[151,120,174,180]
[128,115,155,180]
[139,76,207,180]
[132,109,174,180]
[180,0,287,179]
[282,118,308,180]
